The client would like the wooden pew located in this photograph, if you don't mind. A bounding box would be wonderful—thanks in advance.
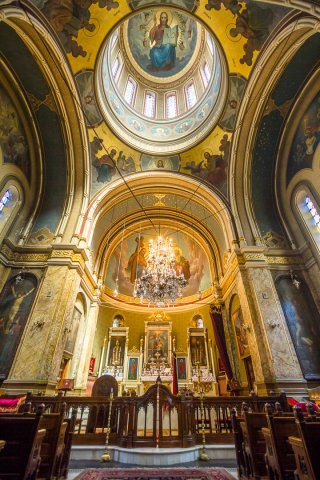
[262,403,298,480]
[240,403,268,480]
[59,408,77,479]
[0,403,76,480]
[0,405,46,480]
[288,406,320,480]
[231,408,246,480]
[37,403,68,480]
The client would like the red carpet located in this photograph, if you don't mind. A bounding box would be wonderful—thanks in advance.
[74,467,235,480]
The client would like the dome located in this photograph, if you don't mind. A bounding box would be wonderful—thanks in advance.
[96,8,228,155]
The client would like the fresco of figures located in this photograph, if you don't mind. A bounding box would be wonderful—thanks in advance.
[276,276,320,380]
[287,92,320,183]
[30,0,119,57]
[127,9,198,78]
[0,85,30,180]
[183,134,230,197]
[0,273,38,380]
[105,229,211,299]
[205,0,286,67]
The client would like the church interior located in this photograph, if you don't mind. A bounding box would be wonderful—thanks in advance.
[1,0,320,478]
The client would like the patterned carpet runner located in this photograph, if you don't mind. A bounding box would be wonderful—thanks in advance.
[74,467,235,480]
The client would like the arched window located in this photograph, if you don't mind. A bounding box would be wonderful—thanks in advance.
[296,188,320,250]
[166,92,178,119]
[0,184,20,242]
[185,82,197,109]
[305,196,320,228]
[124,77,137,107]
[201,62,211,88]
[112,55,122,83]
[144,91,156,118]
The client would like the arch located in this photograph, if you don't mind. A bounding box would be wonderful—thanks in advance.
[0,2,90,244]
[230,14,320,245]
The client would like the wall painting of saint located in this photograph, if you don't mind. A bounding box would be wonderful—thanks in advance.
[176,356,187,380]
[276,276,320,380]
[128,357,139,381]
[0,273,38,380]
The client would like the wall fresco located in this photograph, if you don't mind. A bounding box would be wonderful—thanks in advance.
[0,84,30,180]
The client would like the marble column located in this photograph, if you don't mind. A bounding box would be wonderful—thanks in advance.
[4,264,82,393]
[235,250,305,395]
[74,301,99,392]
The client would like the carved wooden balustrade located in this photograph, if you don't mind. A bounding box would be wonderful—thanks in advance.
[23,386,288,447]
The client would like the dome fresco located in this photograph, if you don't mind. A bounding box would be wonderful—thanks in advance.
[126,10,199,80]
[97,7,227,154]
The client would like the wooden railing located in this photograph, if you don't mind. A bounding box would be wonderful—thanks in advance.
[23,386,289,447]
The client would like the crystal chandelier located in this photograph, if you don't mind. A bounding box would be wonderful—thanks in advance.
[133,236,187,306]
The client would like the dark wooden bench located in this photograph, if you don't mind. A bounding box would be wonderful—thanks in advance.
[262,403,298,480]
[241,403,268,480]
[288,406,320,480]
[0,403,76,480]
[0,405,46,480]
[37,404,68,480]
[231,408,246,480]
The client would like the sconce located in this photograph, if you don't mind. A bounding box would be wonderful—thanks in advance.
[267,320,280,329]
[31,318,45,331]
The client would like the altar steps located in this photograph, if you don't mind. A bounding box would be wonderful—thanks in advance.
[70,444,236,467]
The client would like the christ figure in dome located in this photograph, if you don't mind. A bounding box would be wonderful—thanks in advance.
[148,12,178,72]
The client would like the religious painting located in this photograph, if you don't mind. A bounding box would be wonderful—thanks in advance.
[90,137,137,195]
[128,0,198,11]
[75,70,102,127]
[105,229,211,300]
[107,335,126,367]
[287,92,320,184]
[205,0,286,67]
[64,307,82,355]
[126,9,198,78]
[127,356,139,381]
[219,75,247,132]
[31,0,119,58]
[182,134,230,198]
[140,154,180,172]
[0,84,30,180]
[189,335,207,366]
[276,276,320,380]
[176,356,187,380]
[232,307,250,359]
[147,329,169,365]
[0,273,38,380]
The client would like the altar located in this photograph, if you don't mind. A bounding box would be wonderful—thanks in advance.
[98,314,219,396]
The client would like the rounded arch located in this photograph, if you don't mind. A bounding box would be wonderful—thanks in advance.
[229,13,320,246]
[275,67,320,253]
[0,2,90,244]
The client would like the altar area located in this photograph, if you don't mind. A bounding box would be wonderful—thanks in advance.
[96,315,219,398]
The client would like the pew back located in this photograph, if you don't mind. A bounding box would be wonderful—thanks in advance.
[0,414,46,480]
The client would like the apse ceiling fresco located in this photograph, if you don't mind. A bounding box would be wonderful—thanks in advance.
[30,0,291,202]
[105,228,212,303]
